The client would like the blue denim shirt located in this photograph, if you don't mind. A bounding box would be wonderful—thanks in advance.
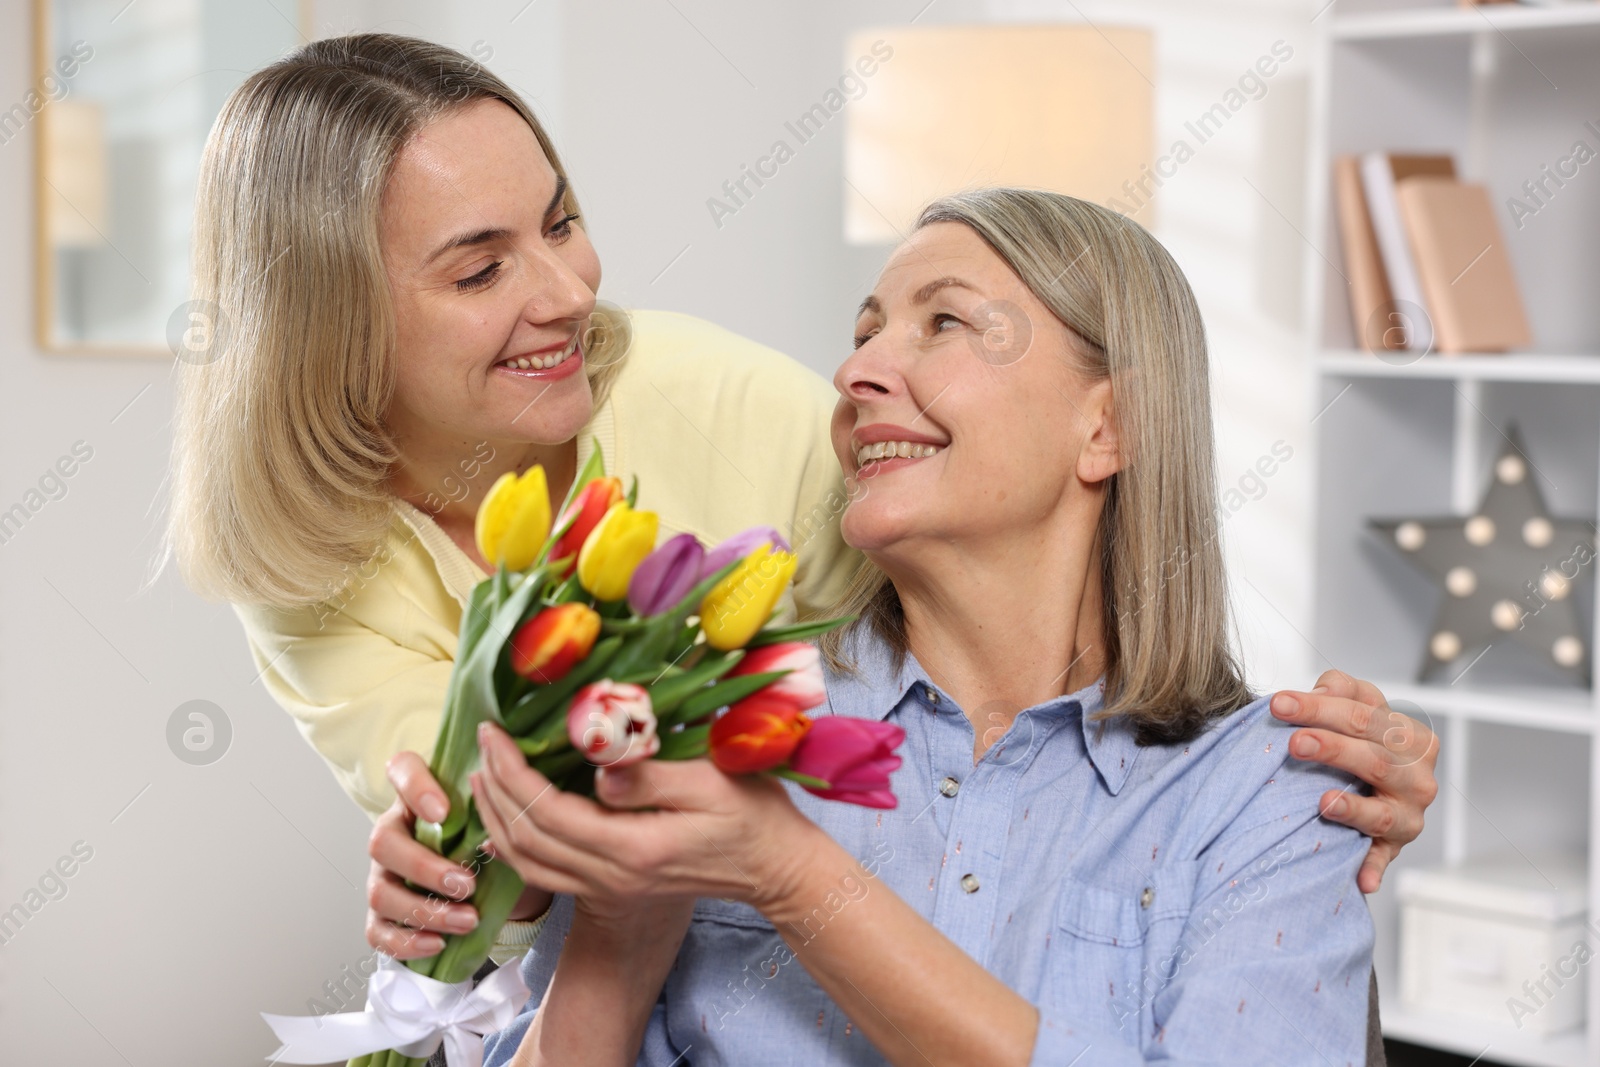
[484,629,1374,1066]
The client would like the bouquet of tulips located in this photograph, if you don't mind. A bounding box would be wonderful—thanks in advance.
[268,448,902,1067]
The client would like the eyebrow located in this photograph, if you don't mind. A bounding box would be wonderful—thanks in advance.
[912,276,976,304]
[421,174,569,267]
[855,276,978,319]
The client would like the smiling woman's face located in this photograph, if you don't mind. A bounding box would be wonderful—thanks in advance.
[832,222,1118,560]
[379,98,601,453]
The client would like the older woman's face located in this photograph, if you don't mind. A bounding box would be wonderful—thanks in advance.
[379,98,601,451]
[832,222,1117,557]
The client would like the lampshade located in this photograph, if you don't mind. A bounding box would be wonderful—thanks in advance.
[844,24,1155,244]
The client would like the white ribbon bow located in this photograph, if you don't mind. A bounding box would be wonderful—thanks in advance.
[262,953,531,1067]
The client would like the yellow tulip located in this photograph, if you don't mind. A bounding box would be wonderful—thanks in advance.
[576,502,659,601]
[700,543,798,651]
[474,466,551,571]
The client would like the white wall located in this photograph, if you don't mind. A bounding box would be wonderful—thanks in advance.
[0,0,1319,1061]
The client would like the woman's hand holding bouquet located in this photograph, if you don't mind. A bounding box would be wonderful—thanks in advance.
[262,448,900,1067]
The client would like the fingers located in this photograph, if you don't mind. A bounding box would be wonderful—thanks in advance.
[387,750,451,824]
[365,798,483,960]
[1271,691,1378,742]
[1310,669,1388,712]
[471,769,587,896]
[594,756,725,812]
[477,723,627,854]
[366,862,478,940]
[1357,841,1399,895]
[369,802,478,901]
[1319,787,1399,839]
[1286,727,1394,787]
[1282,699,1437,789]
[367,911,444,959]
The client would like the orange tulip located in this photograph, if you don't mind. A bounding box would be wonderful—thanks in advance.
[708,694,812,774]
[509,603,601,684]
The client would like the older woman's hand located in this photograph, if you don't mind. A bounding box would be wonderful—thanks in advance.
[365,749,551,959]
[470,721,825,918]
[1270,671,1439,894]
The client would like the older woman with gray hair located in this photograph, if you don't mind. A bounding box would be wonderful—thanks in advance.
[466,189,1381,1066]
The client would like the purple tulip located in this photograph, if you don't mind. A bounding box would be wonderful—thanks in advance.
[702,525,792,580]
[787,717,905,810]
[627,533,706,616]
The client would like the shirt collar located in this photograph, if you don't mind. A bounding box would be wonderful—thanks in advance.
[821,625,1141,795]
[391,499,487,613]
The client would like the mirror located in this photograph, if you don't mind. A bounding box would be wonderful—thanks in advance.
[33,0,305,355]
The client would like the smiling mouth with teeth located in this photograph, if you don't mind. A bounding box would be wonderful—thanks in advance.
[496,335,581,372]
[855,441,945,468]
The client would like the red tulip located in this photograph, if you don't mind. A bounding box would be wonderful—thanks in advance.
[726,642,826,711]
[550,476,624,576]
[567,681,659,767]
[509,603,600,684]
[708,694,811,774]
[787,717,904,809]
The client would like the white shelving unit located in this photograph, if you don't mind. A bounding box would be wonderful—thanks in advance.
[1302,4,1600,1065]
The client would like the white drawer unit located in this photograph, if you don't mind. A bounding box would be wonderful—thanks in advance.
[1399,856,1590,1038]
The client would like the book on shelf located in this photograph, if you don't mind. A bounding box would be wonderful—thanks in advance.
[1358,152,1456,353]
[1397,177,1533,353]
[1332,155,1403,352]
[1335,151,1534,356]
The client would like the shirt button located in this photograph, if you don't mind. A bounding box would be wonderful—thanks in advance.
[1140,886,1155,909]
[939,776,960,798]
[960,873,980,894]
[925,687,940,706]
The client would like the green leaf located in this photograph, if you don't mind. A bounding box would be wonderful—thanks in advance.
[657,722,710,760]
[666,621,702,663]
[674,670,789,722]
[414,578,502,854]
[529,746,587,781]
[606,558,742,679]
[458,577,500,664]
[427,566,548,847]
[598,616,654,635]
[747,615,857,647]
[645,650,744,718]
[502,634,625,735]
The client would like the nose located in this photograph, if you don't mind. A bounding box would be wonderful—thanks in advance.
[519,243,595,329]
[833,340,901,405]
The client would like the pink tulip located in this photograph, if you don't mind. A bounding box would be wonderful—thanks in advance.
[787,717,904,809]
[727,641,826,711]
[567,681,659,768]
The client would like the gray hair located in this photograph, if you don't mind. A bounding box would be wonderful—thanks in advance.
[824,188,1251,744]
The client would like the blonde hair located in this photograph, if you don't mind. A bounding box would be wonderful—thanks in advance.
[823,188,1251,743]
[162,34,631,609]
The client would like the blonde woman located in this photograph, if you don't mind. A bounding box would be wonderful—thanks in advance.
[468,188,1380,1066]
[166,34,1433,1000]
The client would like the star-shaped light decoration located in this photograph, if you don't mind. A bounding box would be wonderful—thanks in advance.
[1371,427,1595,687]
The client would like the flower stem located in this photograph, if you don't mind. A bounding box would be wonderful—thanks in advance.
[772,767,832,790]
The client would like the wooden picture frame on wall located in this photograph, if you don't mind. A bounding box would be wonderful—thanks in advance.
[31,0,311,357]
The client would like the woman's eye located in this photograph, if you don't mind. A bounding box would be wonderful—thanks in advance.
[548,212,580,243]
[853,327,877,350]
[455,261,502,293]
[932,313,963,332]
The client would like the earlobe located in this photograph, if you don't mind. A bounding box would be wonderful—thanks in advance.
[1076,384,1122,484]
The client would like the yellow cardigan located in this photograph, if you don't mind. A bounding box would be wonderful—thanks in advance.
[234,309,861,821]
